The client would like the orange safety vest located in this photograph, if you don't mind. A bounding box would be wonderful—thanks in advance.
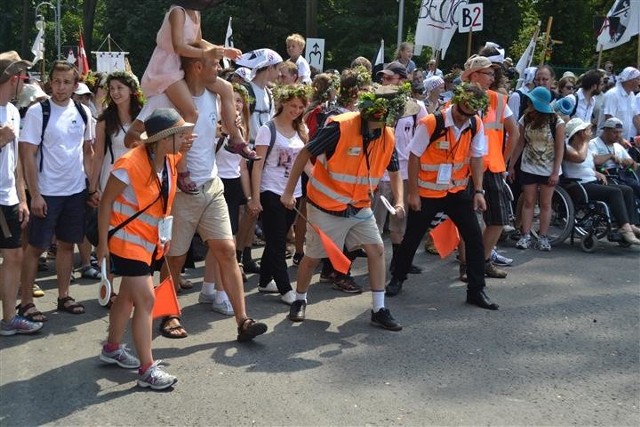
[483,90,508,173]
[417,109,477,198]
[307,112,395,211]
[108,145,179,265]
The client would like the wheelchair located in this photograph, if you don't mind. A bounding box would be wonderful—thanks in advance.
[600,166,640,219]
[503,179,575,247]
[560,178,632,252]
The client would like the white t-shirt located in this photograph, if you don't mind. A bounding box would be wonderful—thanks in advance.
[255,123,305,197]
[409,107,487,157]
[518,116,564,176]
[137,91,218,186]
[248,83,274,142]
[99,124,130,191]
[588,136,632,170]
[562,144,597,184]
[600,85,639,139]
[0,103,21,205]
[216,138,242,179]
[295,56,312,85]
[381,103,428,181]
[20,99,93,196]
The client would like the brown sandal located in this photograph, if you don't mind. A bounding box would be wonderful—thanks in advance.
[57,296,85,314]
[105,293,118,310]
[236,317,267,342]
[159,316,188,339]
[17,302,48,322]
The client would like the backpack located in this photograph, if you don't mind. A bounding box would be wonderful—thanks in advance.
[264,120,277,160]
[429,110,477,144]
[516,89,528,119]
[39,99,88,172]
[243,82,272,115]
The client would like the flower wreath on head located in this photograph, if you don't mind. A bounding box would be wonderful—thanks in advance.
[232,82,253,107]
[272,83,313,105]
[105,70,145,105]
[338,65,372,107]
[451,82,488,114]
[316,73,340,102]
[357,82,411,126]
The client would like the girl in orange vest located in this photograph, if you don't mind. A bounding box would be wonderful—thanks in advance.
[96,108,193,390]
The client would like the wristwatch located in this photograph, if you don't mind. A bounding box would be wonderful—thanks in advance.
[474,189,485,195]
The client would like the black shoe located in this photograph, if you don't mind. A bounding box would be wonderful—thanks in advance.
[408,264,423,274]
[466,289,499,310]
[243,259,261,274]
[385,277,404,297]
[370,308,402,331]
[288,300,307,322]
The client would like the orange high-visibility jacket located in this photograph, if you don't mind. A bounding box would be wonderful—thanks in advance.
[417,110,477,198]
[483,90,508,173]
[108,145,179,265]
[307,112,395,212]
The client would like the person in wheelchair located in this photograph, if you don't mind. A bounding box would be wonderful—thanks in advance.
[589,118,640,199]
[562,118,640,245]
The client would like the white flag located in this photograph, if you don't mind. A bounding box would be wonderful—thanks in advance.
[597,0,640,51]
[374,39,384,66]
[515,23,540,77]
[223,17,233,69]
[415,0,468,60]
[96,52,126,73]
[31,27,45,65]
[66,49,76,65]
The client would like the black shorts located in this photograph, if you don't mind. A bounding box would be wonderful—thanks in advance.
[0,204,23,249]
[482,171,510,226]
[110,253,154,277]
[520,171,553,186]
[221,177,246,234]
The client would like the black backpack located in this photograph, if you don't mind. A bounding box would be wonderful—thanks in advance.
[39,99,88,172]
[243,82,273,115]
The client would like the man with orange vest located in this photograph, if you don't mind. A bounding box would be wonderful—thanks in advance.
[460,55,519,279]
[386,82,500,310]
[280,85,420,331]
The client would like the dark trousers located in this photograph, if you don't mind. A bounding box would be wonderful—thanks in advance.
[583,182,638,225]
[392,191,486,292]
[259,191,298,294]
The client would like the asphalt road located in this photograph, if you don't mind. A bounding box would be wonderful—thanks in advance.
[1,237,638,426]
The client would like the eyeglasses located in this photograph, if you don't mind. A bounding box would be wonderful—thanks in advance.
[477,71,495,77]
[564,85,575,90]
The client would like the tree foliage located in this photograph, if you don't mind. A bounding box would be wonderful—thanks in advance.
[1,0,639,80]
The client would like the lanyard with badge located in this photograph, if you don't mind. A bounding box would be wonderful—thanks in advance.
[150,150,173,245]
[436,126,462,186]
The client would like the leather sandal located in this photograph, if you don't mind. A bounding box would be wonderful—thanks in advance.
[17,302,48,322]
[236,318,267,342]
[159,316,188,339]
[57,296,85,314]
[224,137,262,161]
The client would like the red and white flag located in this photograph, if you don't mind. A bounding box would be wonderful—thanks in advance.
[78,33,90,78]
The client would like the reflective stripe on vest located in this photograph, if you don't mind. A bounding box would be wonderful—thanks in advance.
[416,109,474,198]
[483,90,507,173]
[108,228,157,253]
[112,200,160,229]
[306,112,395,211]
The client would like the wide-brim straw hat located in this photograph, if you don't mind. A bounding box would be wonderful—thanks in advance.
[140,108,194,143]
[0,51,32,84]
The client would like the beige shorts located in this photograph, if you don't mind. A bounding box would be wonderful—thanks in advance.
[167,176,233,256]
[304,204,383,259]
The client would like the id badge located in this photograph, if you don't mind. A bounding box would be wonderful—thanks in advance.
[158,215,173,243]
[438,140,450,150]
[347,147,362,156]
[436,164,453,185]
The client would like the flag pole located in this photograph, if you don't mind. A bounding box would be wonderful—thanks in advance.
[597,44,603,69]
[466,30,473,58]
[540,16,553,66]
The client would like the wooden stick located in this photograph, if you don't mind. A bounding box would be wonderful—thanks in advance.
[597,44,603,69]
[467,31,473,58]
[540,16,553,66]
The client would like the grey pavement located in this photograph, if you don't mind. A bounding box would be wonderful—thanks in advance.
[1,237,639,426]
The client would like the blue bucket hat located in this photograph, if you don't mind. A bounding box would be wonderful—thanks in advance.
[524,86,553,114]
[554,96,576,116]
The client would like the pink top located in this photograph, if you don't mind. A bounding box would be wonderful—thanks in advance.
[140,6,200,97]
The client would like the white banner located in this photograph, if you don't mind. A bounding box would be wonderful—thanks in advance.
[306,38,325,71]
[415,0,468,60]
[223,17,233,69]
[95,52,126,73]
[374,39,385,66]
[31,27,45,65]
[597,0,640,51]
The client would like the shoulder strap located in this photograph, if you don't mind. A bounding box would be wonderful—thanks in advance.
[244,82,257,113]
[429,111,446,143]
[569,94,578,118]
[265,120,277,160]
[107,192,162,241]
[38,99,51,172]
[74,101,88,126]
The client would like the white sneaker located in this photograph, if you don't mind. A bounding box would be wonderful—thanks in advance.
[211,299,234,316]
[515,234,532,250]
[198,292,216,304]
[280,290,296,305]
[258,280,279,293]
[490,249,513,266]
[137,360,177,390]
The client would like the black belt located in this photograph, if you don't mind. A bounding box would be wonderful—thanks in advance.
[307,199,363,218]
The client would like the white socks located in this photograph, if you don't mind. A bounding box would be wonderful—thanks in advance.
[296,292,307,302]
[372,290,385,312]
[202,282,216,295]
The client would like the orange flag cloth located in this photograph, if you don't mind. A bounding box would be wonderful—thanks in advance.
[429,218,460,259]
[152,276,181,319]
[311,224,352,274]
